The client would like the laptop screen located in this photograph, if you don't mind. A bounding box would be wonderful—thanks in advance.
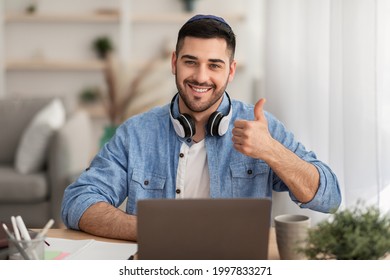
[137,198,272,260]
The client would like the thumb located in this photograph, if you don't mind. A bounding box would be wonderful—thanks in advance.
[254,98,266,121]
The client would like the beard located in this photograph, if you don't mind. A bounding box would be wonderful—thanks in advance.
[175,77,229,113]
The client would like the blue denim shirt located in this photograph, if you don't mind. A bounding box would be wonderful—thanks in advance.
[61,94,341,229]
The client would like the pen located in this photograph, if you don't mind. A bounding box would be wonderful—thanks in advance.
[36,219,54,239]
[26,218,55,256]
[28,230,50,246]
[2,223,30,260]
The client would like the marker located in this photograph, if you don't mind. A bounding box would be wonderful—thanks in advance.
[15,216,40,259]
[15,216,31,241]
[2,223,30,260]
[11,216,21,241]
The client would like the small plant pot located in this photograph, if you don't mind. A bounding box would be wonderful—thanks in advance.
[93,36,113,60]
[182,0,196,12]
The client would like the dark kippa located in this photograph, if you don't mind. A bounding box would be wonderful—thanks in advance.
[185,14,231,29]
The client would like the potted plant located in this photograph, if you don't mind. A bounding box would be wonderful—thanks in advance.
[25,0,38,14]
[298,203,390,260]
[180,0,198,12]
[79,87,101,104]
[98,53,158,147]
[92,36,114,59]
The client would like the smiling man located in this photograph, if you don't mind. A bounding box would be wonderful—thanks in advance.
[61,15,341,241]
[172,35,235,142]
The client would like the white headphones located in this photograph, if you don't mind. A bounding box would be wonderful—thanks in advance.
[169,92,232,138]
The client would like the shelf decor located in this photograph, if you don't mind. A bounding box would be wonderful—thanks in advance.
[92,36,114,59]
[26,1,38,14]
[97,53,160,146]
[180,0,198,12]
[79,87,102,104]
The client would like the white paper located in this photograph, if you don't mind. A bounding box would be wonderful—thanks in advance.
[45,237,138,260]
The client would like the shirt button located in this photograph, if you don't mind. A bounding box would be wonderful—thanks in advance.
[176,189,181,194]
[247,169,253,175]
[186,138,191,143]
[179,153,184,158]
[144,180,149,186]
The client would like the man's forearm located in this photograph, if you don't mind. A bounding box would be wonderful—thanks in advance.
[264,140,320,203]
[79,201,137,241]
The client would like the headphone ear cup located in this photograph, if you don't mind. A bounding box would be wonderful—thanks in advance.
[207,112,224,136]
[177,113,196,138]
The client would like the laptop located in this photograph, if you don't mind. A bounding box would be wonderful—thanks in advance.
[137,198,272,260]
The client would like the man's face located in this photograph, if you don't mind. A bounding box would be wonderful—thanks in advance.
[172,36,236,115]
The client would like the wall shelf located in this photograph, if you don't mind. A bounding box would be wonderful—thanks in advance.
[6,59,106,71]
[78,102,107,119]
[5,13,120,23]
[5,13,244,24]
[131,13,245,23]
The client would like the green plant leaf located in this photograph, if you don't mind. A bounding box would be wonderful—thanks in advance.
[298,202,390,260]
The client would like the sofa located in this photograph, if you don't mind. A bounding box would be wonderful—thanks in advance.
[0,97,92,228]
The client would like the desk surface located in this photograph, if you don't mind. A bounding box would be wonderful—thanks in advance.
[46,227,280,260]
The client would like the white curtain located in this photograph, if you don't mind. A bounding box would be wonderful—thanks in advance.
[263,0,390,224]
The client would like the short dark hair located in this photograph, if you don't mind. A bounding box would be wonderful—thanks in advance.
[175,15,236,61]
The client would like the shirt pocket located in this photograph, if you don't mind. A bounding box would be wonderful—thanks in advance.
[128,168,166,213]
[230,161,271,198]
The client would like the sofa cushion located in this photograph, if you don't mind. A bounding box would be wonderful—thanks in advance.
[15,98,66,174]
[0,98,53,165]
[0,166,48,203]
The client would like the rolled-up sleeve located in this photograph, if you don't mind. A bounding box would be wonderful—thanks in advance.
[289,159,341,213]
[268,112,342,213]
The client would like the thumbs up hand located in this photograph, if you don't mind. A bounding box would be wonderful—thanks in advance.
[232,98,274,160]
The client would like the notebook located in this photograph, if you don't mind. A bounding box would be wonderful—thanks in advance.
[137,198,272,260]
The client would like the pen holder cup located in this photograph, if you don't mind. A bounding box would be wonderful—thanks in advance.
[8,232,46,260]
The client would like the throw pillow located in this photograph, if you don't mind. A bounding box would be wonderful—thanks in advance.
[15,98,66,174]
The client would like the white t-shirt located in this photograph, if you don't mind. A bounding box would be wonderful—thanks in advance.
[175,140,210,198]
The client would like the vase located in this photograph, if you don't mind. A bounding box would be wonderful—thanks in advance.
[99,125,117,148]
